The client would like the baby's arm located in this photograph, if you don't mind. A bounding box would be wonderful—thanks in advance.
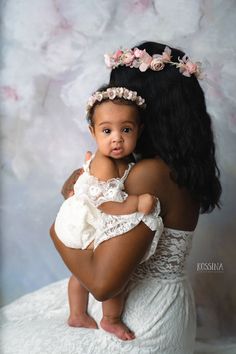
[90,153,156,216]
[99,193,156,215]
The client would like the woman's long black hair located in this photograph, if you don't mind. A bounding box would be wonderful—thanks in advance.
[109,41,221,213]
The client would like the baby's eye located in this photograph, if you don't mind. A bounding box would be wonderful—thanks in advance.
[123,127,132,133]
[103,128,111,134]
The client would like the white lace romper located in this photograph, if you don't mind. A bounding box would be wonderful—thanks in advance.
[54,156,163,261]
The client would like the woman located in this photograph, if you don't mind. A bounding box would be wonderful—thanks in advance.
[50,41,221,353]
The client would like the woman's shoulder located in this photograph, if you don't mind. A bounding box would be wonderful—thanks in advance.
[125,157,171,197]
[132,157,171,181]
[128,157,199,229]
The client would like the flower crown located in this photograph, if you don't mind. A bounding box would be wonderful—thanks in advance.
[86,87,146,115]
[104,46,202,78]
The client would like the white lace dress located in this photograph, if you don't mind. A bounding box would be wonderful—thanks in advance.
[1,228,196,354]
[54,157,163,260]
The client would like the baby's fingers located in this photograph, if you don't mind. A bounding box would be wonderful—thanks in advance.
[85,151,92,162]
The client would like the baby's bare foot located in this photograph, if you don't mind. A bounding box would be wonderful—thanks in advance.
[68,313,98,329]
[100,317,135,341]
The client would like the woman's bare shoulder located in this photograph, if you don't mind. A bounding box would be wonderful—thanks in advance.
[127,157,199,229]
[134,158,170,176]
[125,158,171,195]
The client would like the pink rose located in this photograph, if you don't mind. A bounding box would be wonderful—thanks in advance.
[162,46,172,62]
[133,48,144,58]
[122,51,135,65]
[113,49,123,60]
[150,58,165,71]
[185,61,198,74]
[141,51,152,65]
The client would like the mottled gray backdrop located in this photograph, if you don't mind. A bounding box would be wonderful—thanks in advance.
[1,0,236,342]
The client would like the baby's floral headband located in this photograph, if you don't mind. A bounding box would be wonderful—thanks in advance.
[86,87,146,115]
[104,46,202,79]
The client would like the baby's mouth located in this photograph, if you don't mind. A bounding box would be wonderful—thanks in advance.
[112,147,123,153]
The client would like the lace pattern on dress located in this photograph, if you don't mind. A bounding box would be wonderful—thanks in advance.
[73,157,134,207]
[131,228,194,280]
[94,200,163,260]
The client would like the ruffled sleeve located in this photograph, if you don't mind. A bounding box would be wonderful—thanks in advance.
[73,158,133,207]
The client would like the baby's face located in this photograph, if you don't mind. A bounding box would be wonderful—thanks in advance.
[89,101,141,159]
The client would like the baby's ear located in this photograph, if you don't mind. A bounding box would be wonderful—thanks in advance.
[89,125,95,137]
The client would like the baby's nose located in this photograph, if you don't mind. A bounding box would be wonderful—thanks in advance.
[112,132,123,142]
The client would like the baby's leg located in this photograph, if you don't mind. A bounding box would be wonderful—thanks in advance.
[67,275,98,329]
[100,292,135,341]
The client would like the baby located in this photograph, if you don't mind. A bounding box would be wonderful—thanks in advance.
[54,85,163,340]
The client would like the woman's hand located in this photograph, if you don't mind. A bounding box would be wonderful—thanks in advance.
[61,168,84,199]
[61,151,92,199]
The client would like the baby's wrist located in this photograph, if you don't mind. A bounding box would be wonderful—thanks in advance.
[137,195,142,212]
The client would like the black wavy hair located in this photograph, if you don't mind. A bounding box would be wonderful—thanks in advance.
[109,41,221,213]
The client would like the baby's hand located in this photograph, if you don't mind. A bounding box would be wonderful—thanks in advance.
[137,194,156,215]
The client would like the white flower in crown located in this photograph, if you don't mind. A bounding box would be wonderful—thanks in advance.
[116,87,124,97]
[123,88,130,99]
[104,53,114,68]
[131,91,137,101]
[107,88,117,99]
[95,92,103,101]
[87,96,96,108]
[86,86,146,115]
[136,96,145,106]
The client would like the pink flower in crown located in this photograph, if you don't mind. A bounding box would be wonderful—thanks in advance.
[162,46,172,62]
[184,61,198,75]
[133,48,143,58]
[150,58,165,71]
[113,49,123,60]
[178,55,201,78]
[133,48,153,71]
[104,50,124,68]
[122,50,135,66]
[104,54,114,68]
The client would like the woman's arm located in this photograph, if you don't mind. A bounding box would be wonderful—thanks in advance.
[51,159,164,301]
[50,221,154,301]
